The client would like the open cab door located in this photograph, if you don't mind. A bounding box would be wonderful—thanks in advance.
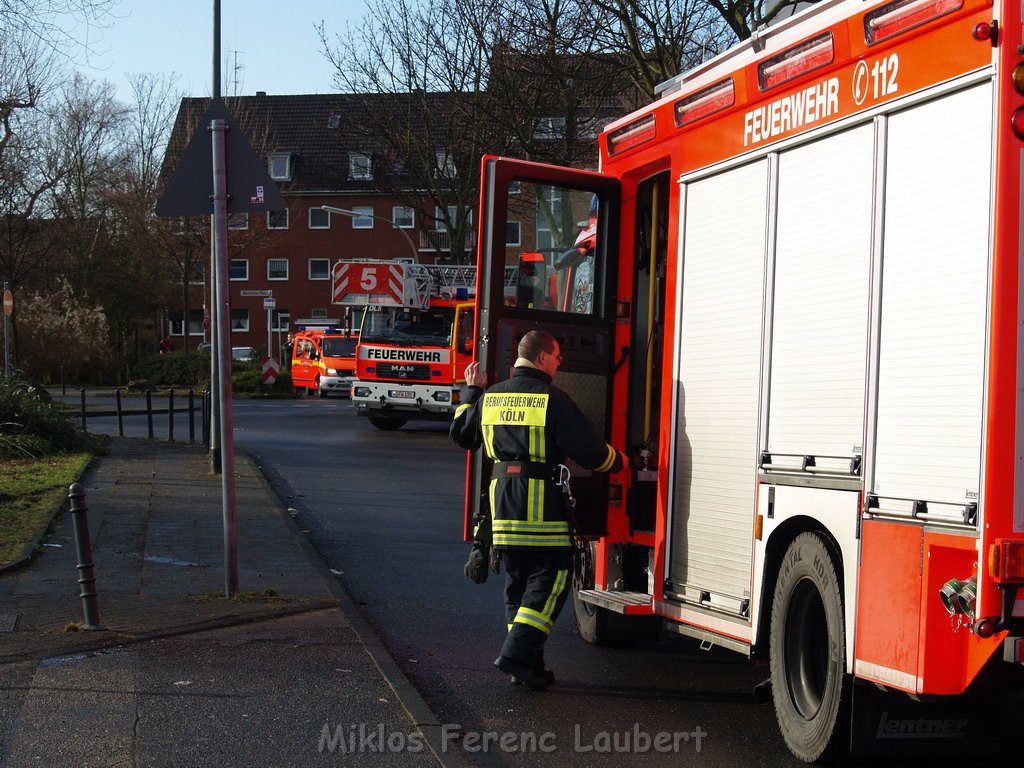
[463,156,621,540]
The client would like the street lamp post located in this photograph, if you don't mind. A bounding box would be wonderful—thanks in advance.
[321,205,419,263]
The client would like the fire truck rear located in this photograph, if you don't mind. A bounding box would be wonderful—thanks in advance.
[332,260,481,429]
[464,0,1024,761]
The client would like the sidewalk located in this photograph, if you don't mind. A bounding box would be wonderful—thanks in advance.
[0,438,460,767]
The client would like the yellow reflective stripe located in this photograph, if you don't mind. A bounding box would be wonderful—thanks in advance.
[454,402,473,419]
[492,533,572,547]
[481,393,548,426]
[514,607,553,634]
[595,444,617,473]
[488,479,497,524]
[530,425,545,463]
[518,606,553,629]
[507,623,514,631]
[493,520,569,531]
[482,424,496,459]
[527,478,546,522]
[513,613,550,634]
[542,570,569,619]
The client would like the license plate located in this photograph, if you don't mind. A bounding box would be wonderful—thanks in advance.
[389,389,415,399]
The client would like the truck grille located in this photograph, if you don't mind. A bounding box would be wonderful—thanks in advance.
[376,363,432,381]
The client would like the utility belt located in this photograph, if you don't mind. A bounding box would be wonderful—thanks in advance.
[492,461,560,481]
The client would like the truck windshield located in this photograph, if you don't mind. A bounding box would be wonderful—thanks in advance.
[321,337,358,357]
[361,307,454,346]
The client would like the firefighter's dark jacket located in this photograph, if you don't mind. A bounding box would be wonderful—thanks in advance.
[451,364,623,549]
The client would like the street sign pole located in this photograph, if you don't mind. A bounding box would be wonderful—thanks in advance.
[264,296,275,359]
[211,0,238,597]
[212,118,238,597]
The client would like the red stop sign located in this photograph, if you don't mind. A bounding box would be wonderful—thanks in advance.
[2,289,12,317]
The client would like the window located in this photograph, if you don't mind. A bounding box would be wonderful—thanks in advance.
[268,209,289,230]
[309,207,330,229]
[349,152,372,180]
[308,258,330,280]
[434,206,468,231]
[272,309,290,331]
[229,259,248,281]
[311,308,328,318]
[351,206,374,229]
[392,206,414,229]
[506,221,521,246]
[268,259,289,280]
[435,149,456,178]
[268,153,292,181]
[169,309,204,336]
[230,309,250,332]
[228,212,249,230]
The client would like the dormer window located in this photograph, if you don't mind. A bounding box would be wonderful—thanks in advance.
[435,149,456,179]
[268,153,292,181]
[349,152,373,181]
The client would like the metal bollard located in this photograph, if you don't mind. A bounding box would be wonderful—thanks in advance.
[67,483,104,631]
[188,389,195,443]
[61,365,66,396]
[115,388,124,436]
[167,388,175,441]
[80,388,86,430]
[146,389,154,438]
[202,390,211,446]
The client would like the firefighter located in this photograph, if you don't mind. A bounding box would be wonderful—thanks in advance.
[451,330,628,690]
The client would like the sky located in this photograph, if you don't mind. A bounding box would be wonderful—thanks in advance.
[74,0,370,103]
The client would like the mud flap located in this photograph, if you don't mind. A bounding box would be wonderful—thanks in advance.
[849,664,1024,757]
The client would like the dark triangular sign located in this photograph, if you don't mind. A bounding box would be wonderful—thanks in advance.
[156,98,286,217]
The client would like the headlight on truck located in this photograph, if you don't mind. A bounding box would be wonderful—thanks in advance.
[326,368,338,375]
[433,391,451,402]
[354,386,371,398]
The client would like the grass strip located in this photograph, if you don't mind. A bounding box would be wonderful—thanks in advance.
[0,453,92,564]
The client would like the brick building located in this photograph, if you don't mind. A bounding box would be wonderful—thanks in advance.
[161,92,485,359]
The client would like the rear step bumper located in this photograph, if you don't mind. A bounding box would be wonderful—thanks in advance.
[577,589,653,615]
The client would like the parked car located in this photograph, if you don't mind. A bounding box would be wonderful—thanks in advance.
[231,346,258,362]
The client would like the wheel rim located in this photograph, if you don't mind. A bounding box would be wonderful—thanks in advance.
[784,577,829,719]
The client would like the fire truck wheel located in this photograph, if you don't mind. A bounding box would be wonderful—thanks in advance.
[572,543,630,646]
[369,416,407,430]
[769,532,849,764]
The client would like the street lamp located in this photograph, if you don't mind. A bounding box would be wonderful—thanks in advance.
[321,205,419,263]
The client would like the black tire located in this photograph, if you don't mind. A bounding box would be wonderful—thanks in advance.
[369,416,407,430]
[770,532,849,764]
[572,543,627,646]
[318,388,327,399]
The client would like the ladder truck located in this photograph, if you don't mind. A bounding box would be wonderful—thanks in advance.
[332,260,511,429]
[463,0,1024,761]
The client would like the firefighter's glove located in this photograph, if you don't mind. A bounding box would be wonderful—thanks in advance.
[489,546,502,575]
[464,543,490,584]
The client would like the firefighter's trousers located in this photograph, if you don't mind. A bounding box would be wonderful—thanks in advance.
[499,548,573,671]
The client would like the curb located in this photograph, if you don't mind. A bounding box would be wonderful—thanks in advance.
[0,453,97,575]
[242,448,473,768]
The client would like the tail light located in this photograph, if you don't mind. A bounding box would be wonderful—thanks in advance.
[988,540,1024,582]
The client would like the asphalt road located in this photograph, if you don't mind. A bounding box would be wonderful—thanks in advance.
[227,397,799,768]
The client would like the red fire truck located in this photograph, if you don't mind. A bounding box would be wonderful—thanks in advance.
[332,260,495,429]
[464,0,1024,760]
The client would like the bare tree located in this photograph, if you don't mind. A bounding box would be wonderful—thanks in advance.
[702,0,806,41]
[319,0,638,264]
